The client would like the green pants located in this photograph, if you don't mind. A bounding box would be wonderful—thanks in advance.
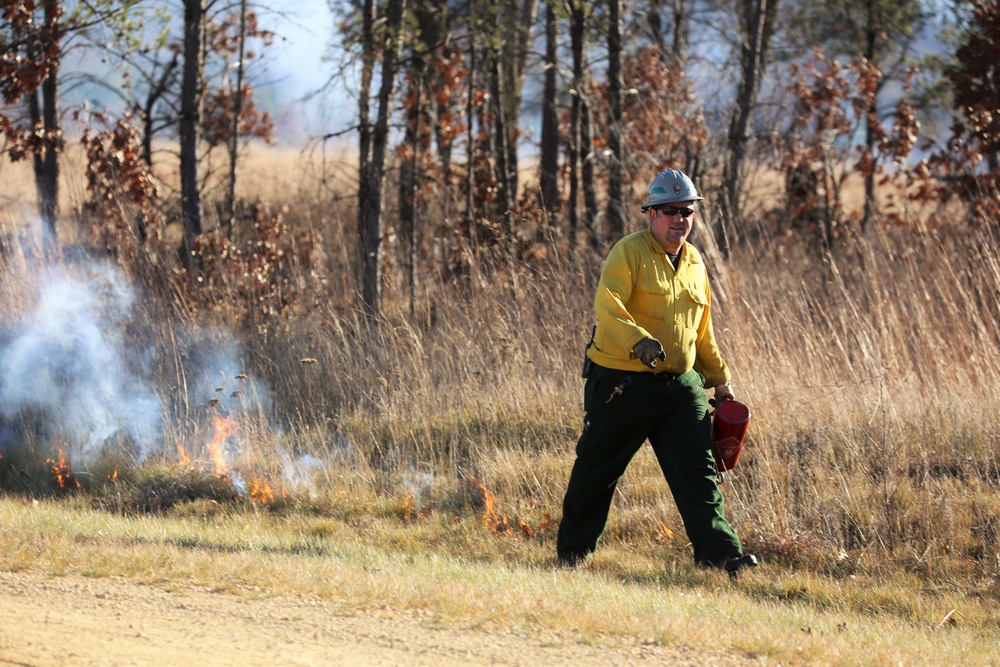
[557,364,742,566]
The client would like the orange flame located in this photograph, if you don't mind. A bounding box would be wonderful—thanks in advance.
[47,448,80,490]
[248,476,275,504]
[402,490,414,520]
[657,519,674,542]
[207,416,238,478]
[400,490,428,521]
[107,468,118,482]
[469,477,513,535]
[178,418,284,504]
[176,441,192,467]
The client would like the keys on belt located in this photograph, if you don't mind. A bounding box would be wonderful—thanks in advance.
[606,376,631,403]
[605,371,680,404]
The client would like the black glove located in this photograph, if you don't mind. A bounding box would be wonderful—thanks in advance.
[632,337,666,369]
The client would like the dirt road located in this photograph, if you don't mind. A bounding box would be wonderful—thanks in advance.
[0,570,760,666]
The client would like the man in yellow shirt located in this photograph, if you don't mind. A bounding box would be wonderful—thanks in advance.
[557,169,757,577]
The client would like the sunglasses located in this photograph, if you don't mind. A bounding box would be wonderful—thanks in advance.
[653,205,695,217]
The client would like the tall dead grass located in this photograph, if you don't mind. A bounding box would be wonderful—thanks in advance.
[1,144,999,598]
[718,223,1000,578]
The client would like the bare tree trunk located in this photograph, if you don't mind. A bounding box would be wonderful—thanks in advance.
[357,0,377,312]
[671,0,689,67]
[568,3,599,253]
[180,0,205,269]
[567,2,583,257]
[495,0,539,201]
[406,80,421,318]
[400,1,441,253]
[137,53,178,167]
[41,65,59,250]
[492,53,519,305]
[861,0,879,234]
[28,78,60,251]
[539,0,559,228]
[490,49,511,216]
[646,0,689,68]
[719,0,778,259]
[417,3,450,171]
[399,64,423,313]
[581,100,599,250]
[358,0,408,317]
[606,0,626,240]
[465,35,477,255]
[647,0,666,58]
[224,0,248,238]
[26,1,62,252]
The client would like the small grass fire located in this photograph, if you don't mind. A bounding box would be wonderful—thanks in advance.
[47,445,80,491]
[206,415,236,478]
[173,414,282,505]
[467,477,544,538]
[39,415,283,507]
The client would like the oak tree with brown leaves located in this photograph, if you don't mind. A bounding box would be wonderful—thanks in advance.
[938,0,1000,223]
[1,0,66,249]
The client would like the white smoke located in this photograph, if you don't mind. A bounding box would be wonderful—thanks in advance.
[0,263,163,463]
[281,451,324,497]
[0,260,331,499]
[183,329,272,417]
[403,468,436,514]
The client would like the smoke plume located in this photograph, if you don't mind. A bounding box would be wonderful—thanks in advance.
[0,263,161,463]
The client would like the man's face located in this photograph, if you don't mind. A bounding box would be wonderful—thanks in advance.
[649,201,695,253]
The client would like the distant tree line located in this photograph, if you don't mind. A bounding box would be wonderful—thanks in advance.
[3,0,999,317]
[1,0,275,264]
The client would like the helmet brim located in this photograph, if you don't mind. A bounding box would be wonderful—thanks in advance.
[641,194,705,212]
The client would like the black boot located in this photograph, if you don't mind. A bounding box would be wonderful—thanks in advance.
[558,551,591,569]
[722,554,758,579]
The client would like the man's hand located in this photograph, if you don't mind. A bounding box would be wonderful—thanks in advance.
[632,337,666,369]
[714,383,735,401]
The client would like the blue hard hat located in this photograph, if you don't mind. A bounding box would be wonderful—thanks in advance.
[641,169,704,211]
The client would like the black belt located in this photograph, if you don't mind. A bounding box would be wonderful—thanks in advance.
[644,371,679,381]
[592,364,680,382]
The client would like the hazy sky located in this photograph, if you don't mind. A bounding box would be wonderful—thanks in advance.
[267,1,333,96]
[261,0,349,144]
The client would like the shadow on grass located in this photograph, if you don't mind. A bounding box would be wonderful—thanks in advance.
[127,533,332,558]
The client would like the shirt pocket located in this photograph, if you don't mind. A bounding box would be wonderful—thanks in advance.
[681,288,709,329]
[632,271,672,322]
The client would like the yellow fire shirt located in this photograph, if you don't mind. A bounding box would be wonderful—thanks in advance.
[586,228,730,388]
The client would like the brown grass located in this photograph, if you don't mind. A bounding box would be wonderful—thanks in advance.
[1,141,999,664]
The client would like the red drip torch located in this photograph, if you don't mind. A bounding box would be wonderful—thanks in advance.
[711,397,751,482]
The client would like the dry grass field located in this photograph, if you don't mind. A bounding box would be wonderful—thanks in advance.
[1,141,999,665]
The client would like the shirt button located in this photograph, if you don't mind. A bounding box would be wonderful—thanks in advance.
[672,342,679,347]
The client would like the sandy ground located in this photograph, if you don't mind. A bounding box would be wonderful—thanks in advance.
[0,570,763,667]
